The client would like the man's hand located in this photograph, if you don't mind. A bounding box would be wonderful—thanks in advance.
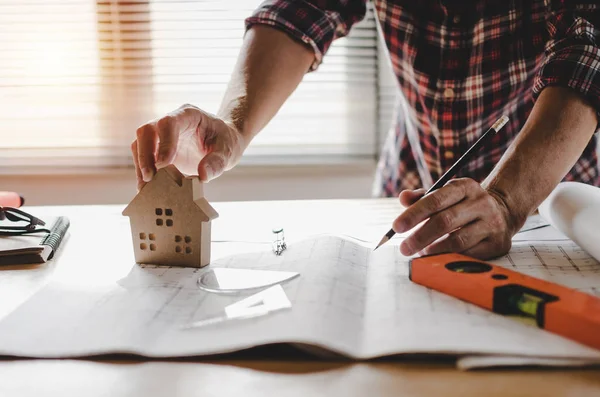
[131,104,247,190]
[393,178,524,260]
[130,26,314,190]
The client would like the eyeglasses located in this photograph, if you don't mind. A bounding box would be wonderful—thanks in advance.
[0,207,50,236]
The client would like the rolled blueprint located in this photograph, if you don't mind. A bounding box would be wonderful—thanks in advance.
[539,182,600,262]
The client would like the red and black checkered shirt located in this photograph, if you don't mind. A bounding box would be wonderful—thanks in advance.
[246,0,600,196]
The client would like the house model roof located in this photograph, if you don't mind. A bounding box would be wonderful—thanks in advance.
[122,165,218,221]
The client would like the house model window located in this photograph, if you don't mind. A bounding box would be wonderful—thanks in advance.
[174,235,193,254]
[122,165,219,268]
[155,208,174,227]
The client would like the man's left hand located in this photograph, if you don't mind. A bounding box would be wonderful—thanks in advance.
[393,178,521,260]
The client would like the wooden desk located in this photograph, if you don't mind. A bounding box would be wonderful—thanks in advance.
[0,200,599,397]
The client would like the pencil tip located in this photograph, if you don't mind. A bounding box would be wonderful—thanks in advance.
[374,236,389,251]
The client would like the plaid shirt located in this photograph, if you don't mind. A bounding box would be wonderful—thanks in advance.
[246,0,600,196]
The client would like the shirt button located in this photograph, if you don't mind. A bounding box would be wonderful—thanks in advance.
[444,150,453,159]
[453,15,461,23]
[443,88,455,99]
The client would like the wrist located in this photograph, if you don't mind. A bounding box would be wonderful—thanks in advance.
[218,99,257,142]
[482,179,532,235]
[223,120,249,149]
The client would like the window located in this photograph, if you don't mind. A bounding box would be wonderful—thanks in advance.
[155,208,171,226]
[175,235,192,254]
[0,1,395,171]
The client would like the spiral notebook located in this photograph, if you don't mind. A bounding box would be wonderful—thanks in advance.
[0,216,70,265]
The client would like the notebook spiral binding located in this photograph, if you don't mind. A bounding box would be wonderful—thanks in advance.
[40,217,70,259]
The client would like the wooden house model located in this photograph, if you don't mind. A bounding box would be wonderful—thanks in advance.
[122,165,218,267]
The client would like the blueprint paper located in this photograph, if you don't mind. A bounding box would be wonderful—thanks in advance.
[0,235,598,362]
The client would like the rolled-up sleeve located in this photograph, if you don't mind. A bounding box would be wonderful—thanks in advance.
[245,0,367,71]
[533,0,600,129]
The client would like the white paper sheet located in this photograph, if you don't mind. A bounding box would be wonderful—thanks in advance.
[539,182,600,262]
[0,233,598,363]
[516,213,550,233]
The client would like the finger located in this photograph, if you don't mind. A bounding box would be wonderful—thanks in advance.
[198,152,227,182]
[156,105,206,167]
[154,115,179,168]
[418,220,489,256]
[461,238,512,261]
[393,179,478,234]
[400,199,486,256]
[131,140,145,191]
[399,188,426,207]
[194,109,214,151]
[135,124,159,182]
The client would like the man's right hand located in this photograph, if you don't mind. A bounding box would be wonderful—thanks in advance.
[131,103,247,191]
[131,26,315,190]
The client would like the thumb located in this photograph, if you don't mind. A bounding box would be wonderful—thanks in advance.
[399,188,426,207]
[198,152,227,182]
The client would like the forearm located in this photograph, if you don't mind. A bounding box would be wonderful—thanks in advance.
[483,86,598,230]
[217,25,314,143]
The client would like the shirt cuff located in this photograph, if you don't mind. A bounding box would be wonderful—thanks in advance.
[245,1,343,71]
[533,26,600,132]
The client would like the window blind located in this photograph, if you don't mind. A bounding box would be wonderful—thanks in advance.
[0,0,388,171]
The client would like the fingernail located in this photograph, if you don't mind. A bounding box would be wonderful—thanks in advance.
[394,221,405,233]
[156,153,167,168]
[203,165,214,181]
[401,241,414,256]
[141,167,154,182]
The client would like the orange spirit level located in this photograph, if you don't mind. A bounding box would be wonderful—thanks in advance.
[409,253,600,351]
